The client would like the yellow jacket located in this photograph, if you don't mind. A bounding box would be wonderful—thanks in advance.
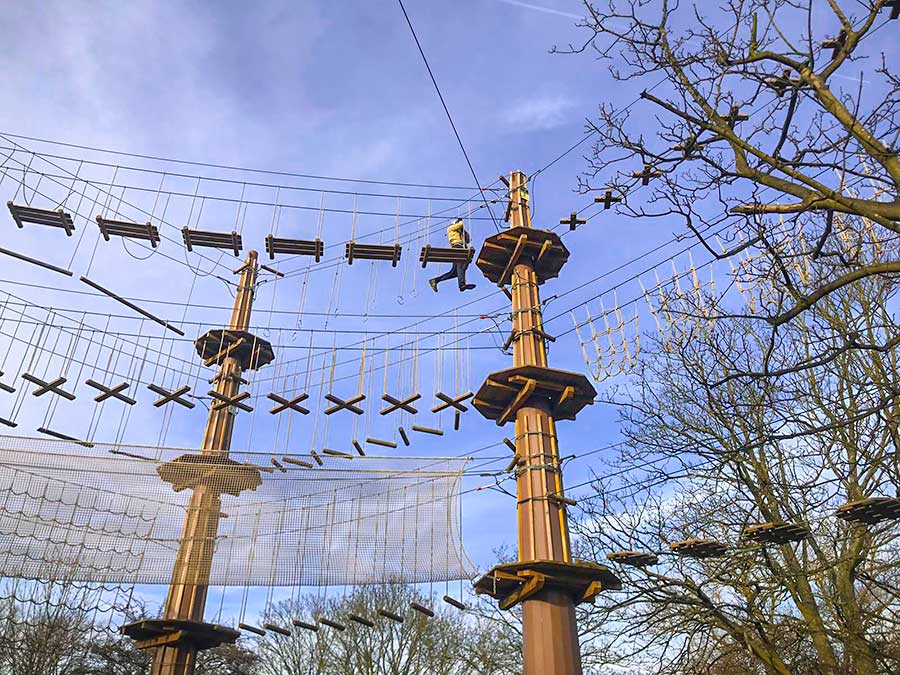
[447,219,468,247]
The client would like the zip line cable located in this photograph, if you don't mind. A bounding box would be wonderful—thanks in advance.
[396,0,500,233]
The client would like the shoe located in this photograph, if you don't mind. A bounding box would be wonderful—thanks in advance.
[429,279,438,292]
[460,284,476,291]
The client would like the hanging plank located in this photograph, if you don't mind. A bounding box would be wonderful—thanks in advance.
[265,234,323,261]
[345,242,402,266]
[7,201,75,236]
[96,216,160,247]
[419,245,474,268]
[182,227,242,256]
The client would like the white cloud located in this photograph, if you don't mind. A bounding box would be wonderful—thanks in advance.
[505,94,578,131]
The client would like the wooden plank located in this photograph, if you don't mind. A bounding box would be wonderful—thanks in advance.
[497,378,536,426]
[497,234,528,287]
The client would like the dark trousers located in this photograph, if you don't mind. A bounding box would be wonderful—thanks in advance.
[431,245,469,289]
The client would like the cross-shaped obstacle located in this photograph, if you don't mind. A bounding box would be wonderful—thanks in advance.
[380,393,421,415]
[85,379,136,405]
[673,137,698,159]
[147,383,195,409]
[594,190,623,210]
[267,392,310,415]
[431,391,473,414]
[631,164,661,186]
[723,105,749,128]
[209,390,253,413]
[324,393,365,415]
[559,212,585,232]
[8,201,75,236]
[21,373,76,400]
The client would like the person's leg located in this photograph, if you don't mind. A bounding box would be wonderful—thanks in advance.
[456,261,475,291]
[431,264,457,289]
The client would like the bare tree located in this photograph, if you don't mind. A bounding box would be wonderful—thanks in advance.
[572,256,900,673]
[565,0,900,335]
[255,584,521,675]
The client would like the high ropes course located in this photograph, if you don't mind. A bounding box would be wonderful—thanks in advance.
[0,131,898,675]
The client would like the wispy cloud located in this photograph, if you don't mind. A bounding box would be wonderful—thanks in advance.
[506,94,578,131]
[495,0,584,21]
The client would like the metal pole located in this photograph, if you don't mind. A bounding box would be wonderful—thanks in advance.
[151,250,259,675]
[504,171,583,674]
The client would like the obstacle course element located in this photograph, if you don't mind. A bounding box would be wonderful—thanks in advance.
[380,392,421,415]
[419,244,474,267]
[741,522,810,545]
[669,539,728,558]
[473,365,595,426]
[476,227,568,287]
[195,329,275,371]
[473,171,619,675]
[836,497,900,525]
[86,379,136,405]
[97,216,160,247]
[122,619,239,655]
[324,392,365,415]
[607,551,658,567]
[7,201,75,235]
[267,392,310,415]
[21,373,76,400]
[182,227,242,256]
[345,241,402,266]
[559,212,585,232]
[265,234,323,261]
[148,383,195,409]
[475,560,621,611]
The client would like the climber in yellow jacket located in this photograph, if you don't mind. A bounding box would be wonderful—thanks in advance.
[429,219,476,292]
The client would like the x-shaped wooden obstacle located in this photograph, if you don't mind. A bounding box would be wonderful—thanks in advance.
[85,379,136,405]
[209,390,253,413]
[380,392,421,415]
[324,393,365,415]
[21,373,76,400]
[431,391,473,414]
[267,392,310,415]
[147,383,195,409]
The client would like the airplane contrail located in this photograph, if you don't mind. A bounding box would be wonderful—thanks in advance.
[495,0,584,21]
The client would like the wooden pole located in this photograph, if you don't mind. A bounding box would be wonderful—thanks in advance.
[150,250,259,675]
[507,171,583,675]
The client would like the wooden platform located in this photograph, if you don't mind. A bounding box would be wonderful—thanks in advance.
[345,241,402,266]
[266,234,323,261]
[8,201,75,236]
[606,550,658,567]
[475,227,568,286]
[741,522,810,545]
[97,216,160,247]
[182,227,242,256]
[195,329,275,371]
[156,453,263,496]
[121,618,239,651]
[835,497,900,525]
[474,560,621,610]
[419,245,474,268]
[669,539,728,558]
[473,365,596,425]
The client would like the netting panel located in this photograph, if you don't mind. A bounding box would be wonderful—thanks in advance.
[0,435,471,586]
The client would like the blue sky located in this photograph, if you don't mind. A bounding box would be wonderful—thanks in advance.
[7,0,890,625]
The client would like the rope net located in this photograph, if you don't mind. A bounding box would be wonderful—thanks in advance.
[0,435,472,586]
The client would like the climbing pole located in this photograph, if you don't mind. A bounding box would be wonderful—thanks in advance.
[122,250,272,675]
[472,171,620,675]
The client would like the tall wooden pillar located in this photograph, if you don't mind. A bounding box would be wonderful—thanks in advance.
[123,250,275,675]
[473,172,620,675]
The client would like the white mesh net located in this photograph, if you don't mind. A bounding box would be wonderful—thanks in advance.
[0,435,472,586]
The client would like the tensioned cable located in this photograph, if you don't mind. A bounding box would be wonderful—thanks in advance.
[0,131,483,191]
[396,0,500,233]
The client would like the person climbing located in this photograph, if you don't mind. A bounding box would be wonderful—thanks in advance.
[429,218,476,292]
